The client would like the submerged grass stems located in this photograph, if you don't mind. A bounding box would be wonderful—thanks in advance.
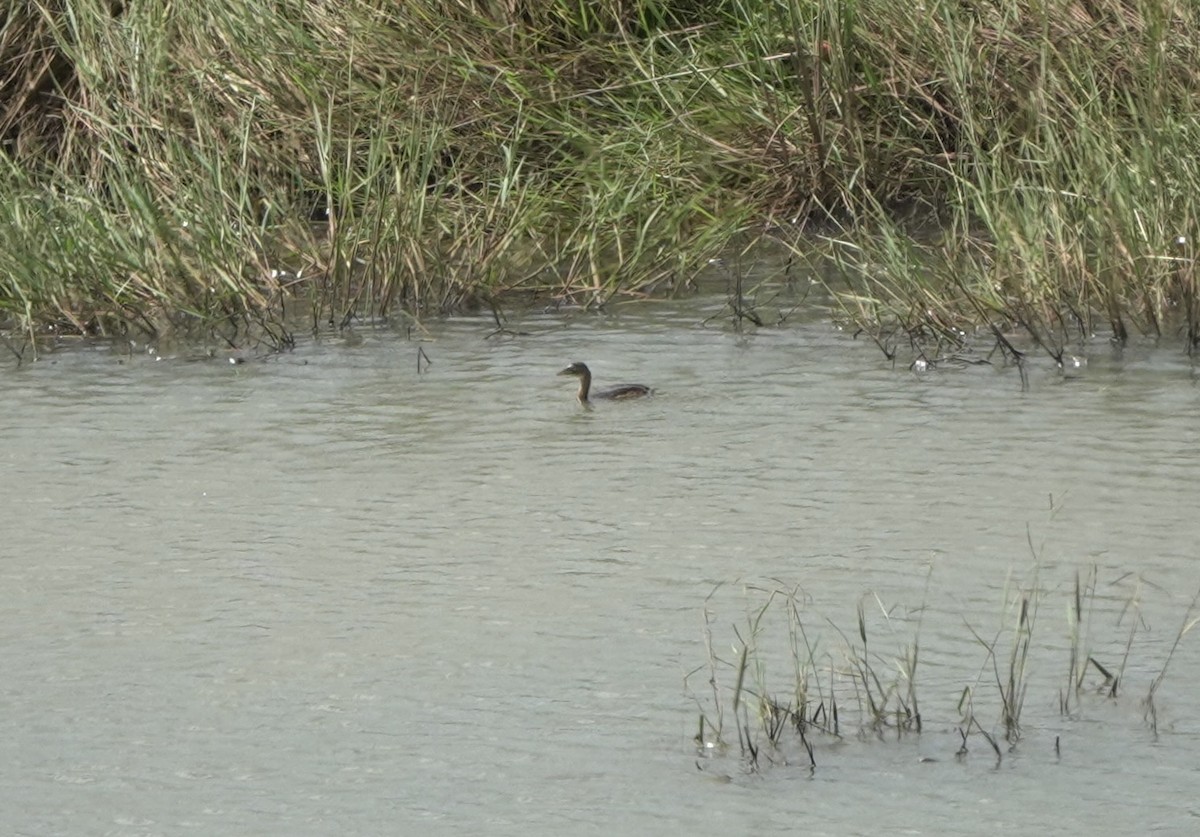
[1061,567,1099,714]
[692,564,1199,772]
[689,581,927,770]
[1144,587,1200,736]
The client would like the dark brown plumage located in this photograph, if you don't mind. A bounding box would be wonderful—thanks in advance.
[558,362,651,404]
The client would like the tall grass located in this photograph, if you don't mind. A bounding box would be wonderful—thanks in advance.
[786,0,1200,361]
[2,1,1199,350]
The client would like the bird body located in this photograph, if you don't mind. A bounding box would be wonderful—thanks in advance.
[558,362,651,404]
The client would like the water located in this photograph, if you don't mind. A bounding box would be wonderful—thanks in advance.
[3,295,1200,835]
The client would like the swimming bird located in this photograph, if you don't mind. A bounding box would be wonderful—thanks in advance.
[558,362,651,404]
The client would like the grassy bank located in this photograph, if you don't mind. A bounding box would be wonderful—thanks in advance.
[2,1,1198,357]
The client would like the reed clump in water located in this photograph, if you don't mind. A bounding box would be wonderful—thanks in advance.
[2,1,1199,353]
[690,567,1199,773]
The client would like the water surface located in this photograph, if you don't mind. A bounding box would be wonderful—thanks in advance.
[3,297,1200,835]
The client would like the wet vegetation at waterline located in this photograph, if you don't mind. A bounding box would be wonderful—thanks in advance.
[3,1,1200,360]
[688,567,1200,773]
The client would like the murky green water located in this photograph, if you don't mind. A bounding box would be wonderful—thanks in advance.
[3,295,1199,835]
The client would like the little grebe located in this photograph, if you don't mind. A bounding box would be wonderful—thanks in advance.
[558,362,651,403]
